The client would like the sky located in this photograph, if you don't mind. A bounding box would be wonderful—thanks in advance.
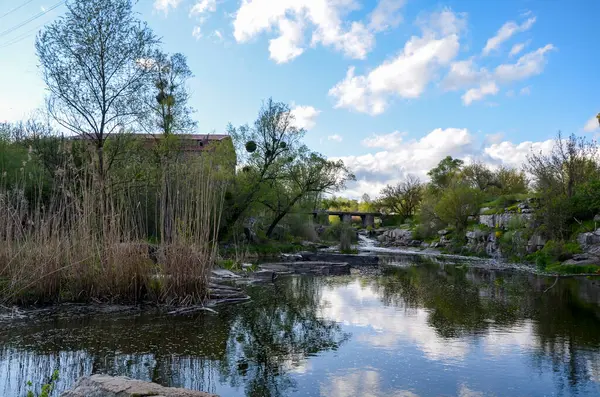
[0,0,599,197]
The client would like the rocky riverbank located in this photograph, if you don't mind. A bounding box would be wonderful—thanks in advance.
[61,375,217,397]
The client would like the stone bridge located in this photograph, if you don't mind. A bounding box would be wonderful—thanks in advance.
[312,211,382,228]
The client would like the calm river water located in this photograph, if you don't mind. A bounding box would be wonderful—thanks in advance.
[1,261,600,397]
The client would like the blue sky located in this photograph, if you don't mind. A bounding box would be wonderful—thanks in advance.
[0,0,599,197]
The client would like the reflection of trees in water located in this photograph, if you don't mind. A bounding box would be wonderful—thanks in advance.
[219,276,349,397]
[0,276,347,397]
[374,262,600,393]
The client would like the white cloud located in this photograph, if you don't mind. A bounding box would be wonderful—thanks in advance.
[361,131,406,149]
[192,26,202,40]
[328,134,343,142]
[335,127,556,198]
[269,18,305,63]
[484,139,553,169]
[329,10,464,115]
[213,30,223,40]
[442,59,489,91]
[153,0,183,14]
[190,0,216,16]
[509,41,527,57]
[462,81,499,105]
[482,17,536,55]
[519,85,531,95]
[368,0,406,32]
[233,0,402,63]
[290,105,321,130]
[495,44,554,82]
[584,115,600,132]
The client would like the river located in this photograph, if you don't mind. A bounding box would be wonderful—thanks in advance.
[1,260,600,396]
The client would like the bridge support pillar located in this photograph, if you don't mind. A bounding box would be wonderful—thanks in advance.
[362,214,375,228]
[341,214,352,223]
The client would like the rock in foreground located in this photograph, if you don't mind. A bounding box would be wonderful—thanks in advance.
[61,374,218,397]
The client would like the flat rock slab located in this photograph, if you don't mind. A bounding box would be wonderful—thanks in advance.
[299,252,379,266]
[61,374,218,397]
[260,262,350,276]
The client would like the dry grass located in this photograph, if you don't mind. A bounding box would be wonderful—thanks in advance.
[0,145,227,305]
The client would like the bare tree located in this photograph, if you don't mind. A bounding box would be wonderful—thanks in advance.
[36,0,158,189]
[379,175,423,218]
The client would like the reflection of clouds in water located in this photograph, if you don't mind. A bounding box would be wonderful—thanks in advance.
[480,321,538,356]
[320,369,419,397]
[320,280,546,363]
[458,383,485,397]
[319,280,470,361]
[320,369,487,397]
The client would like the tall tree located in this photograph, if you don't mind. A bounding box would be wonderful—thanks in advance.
[141,52,197,243]
[260,151,354,237]
[36,0,158,190]
[378,175,423,218]
[225,99,304,232]
[427,156,464,191]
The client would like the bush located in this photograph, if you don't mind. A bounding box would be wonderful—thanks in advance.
[381,214,404,227]
[527,240,582,270]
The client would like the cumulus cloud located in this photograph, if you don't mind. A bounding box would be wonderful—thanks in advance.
[335,127,555,198]
[462,81,498,105]
[495,44,554,82]
[368,0,406,32]
[232,0,406,63]
[189,0,216,16]
[482,17,536,55]
[290,105,321,130]
[329,9,464,115]
[153,0,183,14]
[328,134,343,142]
[442,43,552,105]
[584,115,600,132]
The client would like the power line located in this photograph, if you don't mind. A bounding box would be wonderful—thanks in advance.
[0,24,44,49]
[0,0,38,21]
[0,0,64,39]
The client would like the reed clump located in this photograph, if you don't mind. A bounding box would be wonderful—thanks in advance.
[0,138,227,305]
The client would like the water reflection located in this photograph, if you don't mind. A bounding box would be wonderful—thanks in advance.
[1,262,600,396]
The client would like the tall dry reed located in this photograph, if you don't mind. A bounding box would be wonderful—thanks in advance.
[0,142,227,305]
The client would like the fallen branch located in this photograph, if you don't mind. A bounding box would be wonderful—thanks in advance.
[544,276,559,293]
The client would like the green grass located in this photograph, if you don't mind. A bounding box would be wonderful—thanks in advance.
[545,263,600,275]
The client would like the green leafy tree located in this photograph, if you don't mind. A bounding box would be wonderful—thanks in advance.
[434,184,483,233]
[260,151,354,237]
[378,175,423,217]
[225,99,304,232]
[36,0,158,196]
[427,156,464,191]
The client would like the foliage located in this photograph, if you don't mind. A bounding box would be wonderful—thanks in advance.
[427,156,463,191]
[527,240,582,271]
[378,175,423,217]
[26,370,59,397]
[434,184,483,233]
[460,162,497,191]
[36,0,158,184]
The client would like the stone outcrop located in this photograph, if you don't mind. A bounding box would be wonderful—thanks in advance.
[479,213,533,229]
[61,375,218,397]
[377,228,419,247]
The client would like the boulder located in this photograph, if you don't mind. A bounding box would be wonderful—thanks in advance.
[61,375,217,397]
[562,256,600,266]
[466,230,488,241]
[438,229,450,236]
[577,229,600,249]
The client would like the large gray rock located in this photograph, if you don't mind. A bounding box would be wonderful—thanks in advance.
[299,252,379,266]
[379,228,413,246]
[577,229,600,249]
[479,213,533,229]
[61,375,218,397]
[527,233,547,253]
